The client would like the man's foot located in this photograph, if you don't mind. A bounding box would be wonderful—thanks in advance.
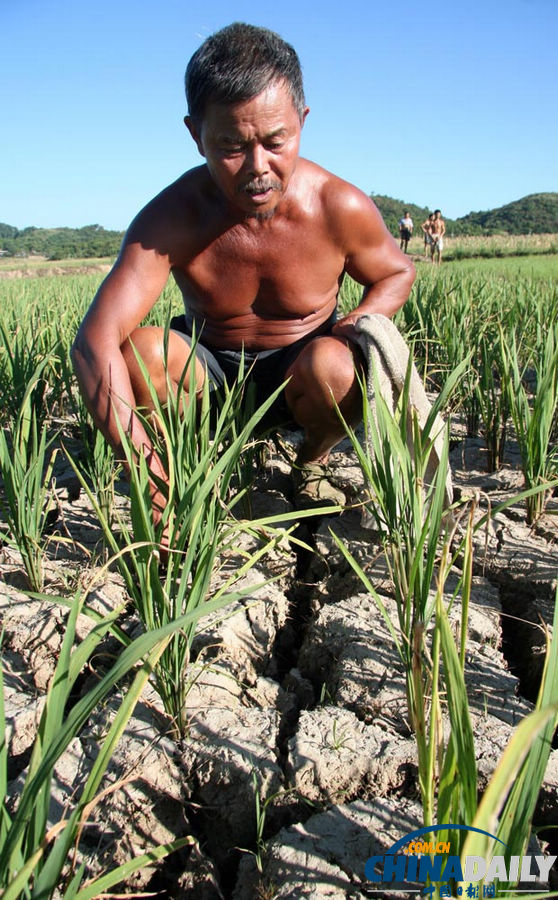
[292,461,346,511]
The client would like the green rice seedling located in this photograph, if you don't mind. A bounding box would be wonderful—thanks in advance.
[242,770,298,876]
[0,319,53,427]
[474,331,510,471]
[65,402,121,535]
[71,337,336,737]
[394,275,446,385]
[0,278,90,427]
[0,563,239,898]
[0,370,59,591]
[500,321,558,523]
[333,357,467,825]
[427,280,491,431]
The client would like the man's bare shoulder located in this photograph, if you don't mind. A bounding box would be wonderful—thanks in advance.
[297,159,391,247]
[125,166,214,260]
[297,159,374,210]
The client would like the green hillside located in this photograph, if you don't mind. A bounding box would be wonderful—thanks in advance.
[456,193,558,235]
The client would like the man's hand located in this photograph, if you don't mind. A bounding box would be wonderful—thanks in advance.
[331,314,363,342]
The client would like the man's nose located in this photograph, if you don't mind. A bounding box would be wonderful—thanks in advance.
[245,143,269,176]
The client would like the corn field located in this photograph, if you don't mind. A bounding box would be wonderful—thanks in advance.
[0,257,557,899]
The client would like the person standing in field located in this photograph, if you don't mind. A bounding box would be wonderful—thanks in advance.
[421,212,435,258]
[430,209,446,264]
[398,210,413,253]
[71,22,414,520]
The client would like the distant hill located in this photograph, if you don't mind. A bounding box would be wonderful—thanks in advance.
[371,192,558,238]
[455,193,558,235]
[0,224,123,260]
[1,192,557,259]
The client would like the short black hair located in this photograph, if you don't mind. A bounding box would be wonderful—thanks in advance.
[185,23,305,126]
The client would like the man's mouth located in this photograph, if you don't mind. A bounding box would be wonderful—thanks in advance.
[240,180,281,200]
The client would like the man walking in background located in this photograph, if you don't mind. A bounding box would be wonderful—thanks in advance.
[398,210,413,253]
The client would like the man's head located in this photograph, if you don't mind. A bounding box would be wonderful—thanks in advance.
[184,24,309,221]
[185,23,305,128]
[434,209,441,217]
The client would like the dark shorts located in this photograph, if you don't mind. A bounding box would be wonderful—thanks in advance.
[400,228,412,242]
[169,312,337,427]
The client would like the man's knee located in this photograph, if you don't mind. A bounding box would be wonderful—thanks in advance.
[122,326,165,371]
[286,336,362,404]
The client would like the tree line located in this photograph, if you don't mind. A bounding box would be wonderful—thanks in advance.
[1,193,557,260]
[0,224,123,260]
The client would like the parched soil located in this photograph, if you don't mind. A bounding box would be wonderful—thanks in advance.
[2,425,558,898]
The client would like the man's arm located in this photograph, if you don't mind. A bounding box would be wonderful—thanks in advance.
[328,186,415,335]
[71,225,172,483]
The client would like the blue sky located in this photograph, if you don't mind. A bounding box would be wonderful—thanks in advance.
[1,0,556,230]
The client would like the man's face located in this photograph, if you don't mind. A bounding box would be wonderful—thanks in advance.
[187,79,308,218]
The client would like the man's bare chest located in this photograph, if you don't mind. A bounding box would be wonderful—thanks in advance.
[177,223,345,314]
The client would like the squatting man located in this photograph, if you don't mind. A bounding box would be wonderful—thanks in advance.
[72,23,415,522]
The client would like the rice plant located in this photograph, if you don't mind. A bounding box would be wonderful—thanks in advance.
[0,369,59,591]
[333,357,465,826]
[474,331,510,471]
[66,397,120,533]
[500,319,558,522]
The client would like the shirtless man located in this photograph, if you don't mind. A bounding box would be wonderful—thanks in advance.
[421,212,435,258]
[71,23,415,517]
[430,209,446,264]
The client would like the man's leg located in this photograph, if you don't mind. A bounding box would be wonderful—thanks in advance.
[121,325,206,410]
[284,335,364,506]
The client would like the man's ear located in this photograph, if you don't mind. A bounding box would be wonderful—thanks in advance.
[184,116,205,157]
[300,106,310,128]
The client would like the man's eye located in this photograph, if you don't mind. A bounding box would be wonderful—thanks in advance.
[265,142,283,151]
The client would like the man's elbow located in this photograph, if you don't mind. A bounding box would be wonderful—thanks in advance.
[70,325,95,380]
[398,259,416,307]
[404,258,416,285]
[70,331,84,375]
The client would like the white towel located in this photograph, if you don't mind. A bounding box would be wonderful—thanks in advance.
[352,313,453,509]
